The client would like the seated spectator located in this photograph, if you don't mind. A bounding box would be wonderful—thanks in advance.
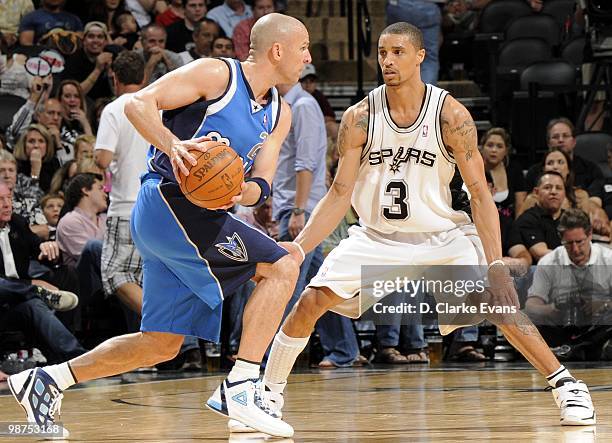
[56,173,107,267]
[49,159,77,196]
[480,127,527,219]
[525,118,604,199]
[508,171,566,265]
[56,80,94,157]
[87,0,128,35]
[5,74,54,149]
[232,0,274,61]
[177,18,220,64]
[0,150,46,228]
[485,170,513,255]
[0,0,34,49]
[210,35,235,58]
[136,24,183,84]
[156,0,183,27]
[165,0,207,53]
[74,134,96,163]
[300,64,339,141]
[62,21,114,100]
[13,124,60,193]
[76,156,106,176]
[18,0,83,46]
[40,193,64,239]
[206,0,252,38]
[525,208,612,360]
[113,11,139,49]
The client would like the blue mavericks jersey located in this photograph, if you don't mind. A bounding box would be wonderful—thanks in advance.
[146,58,281,182]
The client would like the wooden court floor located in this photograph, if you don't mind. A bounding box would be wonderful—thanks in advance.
[0,363,610,442]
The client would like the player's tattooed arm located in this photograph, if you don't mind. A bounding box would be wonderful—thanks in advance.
[337,97,368,157]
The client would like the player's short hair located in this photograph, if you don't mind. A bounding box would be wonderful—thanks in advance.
[558,208,591,235]
[380,22,424,50]
[112,50,145,85]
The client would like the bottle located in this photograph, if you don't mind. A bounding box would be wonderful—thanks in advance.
[204,342,221,372]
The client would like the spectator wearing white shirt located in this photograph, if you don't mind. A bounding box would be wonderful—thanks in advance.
[206,0,252,38]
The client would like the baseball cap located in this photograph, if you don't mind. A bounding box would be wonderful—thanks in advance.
[83,21,111,41]
[300,63,317,81]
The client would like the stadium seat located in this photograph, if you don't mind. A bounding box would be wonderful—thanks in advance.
[478,0,532,34]
[542,0,577,29]
[498,38,553,74]
[575,131,612,177]
[0,95,26,133]
[561,36,586,67]
[506,14,562,48]
[520,59,576,90]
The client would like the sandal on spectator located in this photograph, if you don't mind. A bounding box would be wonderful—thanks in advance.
[405,349,429,363]
[317,358,337,369]
[452,345,488,362]
[377,347,409,364]
[352,355,369,367]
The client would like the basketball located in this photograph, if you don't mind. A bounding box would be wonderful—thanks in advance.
[178,142,244,208]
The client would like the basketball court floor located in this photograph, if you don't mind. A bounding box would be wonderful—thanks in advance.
[0,362,609,442]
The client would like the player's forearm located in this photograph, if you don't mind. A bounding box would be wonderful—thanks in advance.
[470,192,503,263]
[294,170,313,210]
[125,93,178,155]
[294,185,352,254]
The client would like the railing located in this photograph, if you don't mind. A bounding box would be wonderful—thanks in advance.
[346,0,372,102]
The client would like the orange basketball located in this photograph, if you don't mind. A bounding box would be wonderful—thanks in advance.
[178,142,244,208]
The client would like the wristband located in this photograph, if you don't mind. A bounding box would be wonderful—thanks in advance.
[292,242,306,261]
[244,177,270,207]
[487,259,505,270]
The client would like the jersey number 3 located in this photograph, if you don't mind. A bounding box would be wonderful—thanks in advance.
[382,180,410,220]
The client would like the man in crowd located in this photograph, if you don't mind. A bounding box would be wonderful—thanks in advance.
[166,0,207,53]
[210,35,235,58]
[136,24,183,85]
[526,208,612,360]
[62,21,113,100]
[299,63,339,140]
[18,0,82,46]
[177,18,221,65]
[206,0,252,38]
[509,171,565,265]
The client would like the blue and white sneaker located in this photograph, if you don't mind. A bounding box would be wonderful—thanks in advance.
[7,368,70,439]
[228,387,284,433]
[206,378,293,437]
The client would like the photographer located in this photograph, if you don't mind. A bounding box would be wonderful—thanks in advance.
[525,208,612,360]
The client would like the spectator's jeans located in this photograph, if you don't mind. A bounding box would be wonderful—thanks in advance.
[278,209,359,366]
[0,278,86,363]
[76,240,103,309]
[376,291,426,349]
[386,0,441,85]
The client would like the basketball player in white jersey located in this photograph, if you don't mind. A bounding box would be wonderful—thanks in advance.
[230,22,596,432]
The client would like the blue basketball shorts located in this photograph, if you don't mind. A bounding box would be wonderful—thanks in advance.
[130,173,288,341]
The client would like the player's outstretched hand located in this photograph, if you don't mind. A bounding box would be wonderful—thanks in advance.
[170,136,213,183]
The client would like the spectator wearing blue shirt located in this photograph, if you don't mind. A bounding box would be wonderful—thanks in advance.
[274,81,359,368]
[18,0,83,46]
[206,0,252,38]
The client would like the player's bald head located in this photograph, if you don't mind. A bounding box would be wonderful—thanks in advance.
[250,13,307,55]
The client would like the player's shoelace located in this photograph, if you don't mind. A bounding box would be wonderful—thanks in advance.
[47,391,64,423]
[253,382,279,418]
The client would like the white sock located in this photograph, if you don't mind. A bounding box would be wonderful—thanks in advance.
[547,365,575,388]
[263,331,309,394]
[43,363,76,391]
[227,359,260,383]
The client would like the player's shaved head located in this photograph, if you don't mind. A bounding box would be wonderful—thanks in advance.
[250,13,307,55]
[380,22,424,50]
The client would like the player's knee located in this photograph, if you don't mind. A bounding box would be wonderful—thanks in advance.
[141,332,183,363]
[272,253,300,283]
[294,289,333,323]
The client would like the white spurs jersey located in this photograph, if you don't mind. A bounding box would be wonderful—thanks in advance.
[352,83,471,234]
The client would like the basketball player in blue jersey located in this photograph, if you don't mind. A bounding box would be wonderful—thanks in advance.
[246,21,595,434]
[8,13,310,438]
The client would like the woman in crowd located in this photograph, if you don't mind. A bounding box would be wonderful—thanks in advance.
[55,80,94,160]
[480,127,527,219]
[49,160,78,196]
[13,124,60,193]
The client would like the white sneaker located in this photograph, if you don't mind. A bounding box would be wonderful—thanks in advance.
[552,380,596,426]
[36,286,79,312]
[7,368,70,439]
[206,378,293,437]
[227,387,284,433]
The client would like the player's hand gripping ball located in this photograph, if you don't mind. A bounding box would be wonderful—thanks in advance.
[178,141,244,208]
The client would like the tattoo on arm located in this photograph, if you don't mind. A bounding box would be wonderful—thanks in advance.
[355,112,368,134]
[337,120,349,156]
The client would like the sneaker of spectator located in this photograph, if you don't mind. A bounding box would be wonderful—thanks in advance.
[30,348,47,365]
[181,348,203,371]
[35,285,79,311]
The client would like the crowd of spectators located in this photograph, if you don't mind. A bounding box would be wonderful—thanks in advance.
[0,0,611,380]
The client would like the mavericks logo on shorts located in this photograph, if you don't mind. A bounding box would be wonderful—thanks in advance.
[215,232,248,262]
